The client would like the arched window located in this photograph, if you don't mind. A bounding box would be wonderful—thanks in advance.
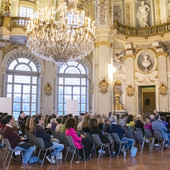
[57,62,88,115]
[6,57,40,120]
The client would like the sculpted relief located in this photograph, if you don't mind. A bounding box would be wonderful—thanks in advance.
[137,1,150,27]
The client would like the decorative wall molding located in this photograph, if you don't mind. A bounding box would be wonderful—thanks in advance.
[126,85,135,97]
[95,41,111,48]
[159,83,168,95]
[99,78,109,94]
[44,82,52,96]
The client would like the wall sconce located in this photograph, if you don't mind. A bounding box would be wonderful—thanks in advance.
[44,82,52,96]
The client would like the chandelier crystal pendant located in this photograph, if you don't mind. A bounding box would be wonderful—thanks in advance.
[27,0,95,65]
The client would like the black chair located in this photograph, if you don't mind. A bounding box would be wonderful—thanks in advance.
[125,126,134,139]
[134,131,149,154]
[92,134,111,159]
[64,135,86,163]
[144,129,154,150]
[36,137,56,167]
[153,130,167,151]
[4,139,23,169]
[111,133,128,158]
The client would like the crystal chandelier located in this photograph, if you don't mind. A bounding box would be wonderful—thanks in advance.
[27,0,95,64]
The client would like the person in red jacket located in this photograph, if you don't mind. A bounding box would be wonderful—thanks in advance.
[3,115,35,167]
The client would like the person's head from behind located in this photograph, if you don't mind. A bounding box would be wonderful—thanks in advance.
[136,115,142,121]
[150,114,155,122]
[65,118,76,129]
[126,115,134,123]
[19,111,25,119]
[104,117,110,125]
[155,113,160,120]
[82,116,91,128]
[4,115,14,126]
[161,116,166,122]
[111,115,117,124]
[89,118,98,129]
[34,115,44,126]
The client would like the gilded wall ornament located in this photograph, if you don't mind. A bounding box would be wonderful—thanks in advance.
[159,83,168,95]
[126,85,135,97]
[44,83,52,96]
[99,78,109,94]
[113,80,124,110]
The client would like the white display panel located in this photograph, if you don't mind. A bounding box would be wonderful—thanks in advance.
[0,97,12,115]
[66,100,78,116]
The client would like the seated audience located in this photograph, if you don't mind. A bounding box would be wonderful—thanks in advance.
[110,115,135,150]
[161,116,168,128]
[65,118,91,159]
[98,117,104,130]
[103,117,110,133]
[126,115,135,128]
[119,114,126,127]
[34,115,64,164]
[144,117,153,133]
[3,115,35,167]
[55,118,62,132]
[152,113,170,144]
[150,114,155,123]
[60,115,68,133]
[135,115,144,133]
[89,118,110,144]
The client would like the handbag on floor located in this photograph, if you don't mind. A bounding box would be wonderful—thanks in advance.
[130,147,137,157]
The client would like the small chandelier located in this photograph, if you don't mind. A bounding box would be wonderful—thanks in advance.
[27,0,95,65]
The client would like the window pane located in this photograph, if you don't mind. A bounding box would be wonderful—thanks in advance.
[23,85,30,93]
[22,103,30,111]
[13,112,20,120]
[58,95,63,102]
[78,65,86,74]
[14,75,30,84]
[81,104,86,111]
[65,95,71,101]
[31,112,36,116]
[7,93,12,98]
[59,65,67,73]
[81,78,86,85]
[81,87,86,94]
[32,77,37,84]
[18,58,29,63]
[7,84,12,93]
[65,67,80,74]
[65,78,80,85]
[23,94,30,102]
[73,95,80,102]
[14,85,21,93]
[58,86,63,94]
[31,103,36,111]
[32,95,36,102]
[65,87,71,94]
[68,62,78,66]
[58,104,63,111]
[73,87,80,95]
[81,95,86,103]
[14,94,21,102]
[8,75,13,83]
[15,64,30,71]
[24,112,29,116]
[13,103,21,111]
[58,112,63,116]
[32,86,37,94]
[59,78,63,84]
[29,62,37,72]
[9,60,17,70]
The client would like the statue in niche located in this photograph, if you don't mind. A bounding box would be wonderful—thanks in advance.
[142,55,151,72]
[137,1,150,27]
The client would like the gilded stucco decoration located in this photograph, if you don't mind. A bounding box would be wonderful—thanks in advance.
[99,78,109,94]
[125,3,130,26]
[126,85,135,97]
[113,80,124,110]
[99,3,106,25]
[155,0,161,24]
[3,0,11,16]
[44,82,53,96]
[113,5,121,23]
[159,83,168,95]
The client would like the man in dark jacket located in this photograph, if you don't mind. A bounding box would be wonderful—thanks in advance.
[34,115,64,164]
[3,115,35,167]
[109,115,135,150]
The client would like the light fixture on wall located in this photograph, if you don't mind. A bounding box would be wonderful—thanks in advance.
[27,0,95,65]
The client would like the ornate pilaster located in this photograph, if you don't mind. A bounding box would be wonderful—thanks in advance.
[155,0,161,24]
